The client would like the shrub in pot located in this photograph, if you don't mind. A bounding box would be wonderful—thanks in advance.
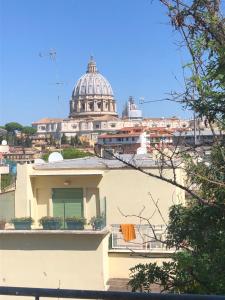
[39,216,62,230]
[89,215,105,230]
[65,217,86,230]
[11,217,33,230]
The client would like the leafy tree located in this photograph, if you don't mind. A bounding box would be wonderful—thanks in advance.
[22,126,37,135]
[70,135,82,146]
[5,122,23,133]
[128,0,225,295]
[61,133,68,145]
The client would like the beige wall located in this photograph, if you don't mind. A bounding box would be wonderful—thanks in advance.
[99,168,184,225]
[0,232,109,300]
[109,252,172,279]
[14,164,185,227]
[15,164,32,218]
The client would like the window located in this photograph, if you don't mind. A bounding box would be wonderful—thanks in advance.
[95,124,100,129]
[111,123,116,128]
[52,188,83,228]
[132,137,135,141]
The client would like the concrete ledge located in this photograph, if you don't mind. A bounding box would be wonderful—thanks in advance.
[0,228,109,235]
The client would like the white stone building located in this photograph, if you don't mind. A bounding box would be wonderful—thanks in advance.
[32,57,189,143]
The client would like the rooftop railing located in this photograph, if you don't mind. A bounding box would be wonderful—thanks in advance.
[0,286,224,300]
[110,224,173,252]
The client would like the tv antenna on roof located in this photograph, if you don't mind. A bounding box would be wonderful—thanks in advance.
[139,97,145,104]
[39,48,57,61]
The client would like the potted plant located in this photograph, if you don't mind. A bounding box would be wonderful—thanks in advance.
[10,217,33,230]
[89,214,105,230]
[0,219,6,230]
[65,217,86,230]
[39,216,62,230]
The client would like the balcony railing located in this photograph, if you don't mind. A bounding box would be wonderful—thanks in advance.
[110,224,172,252]
[0,286,224,299]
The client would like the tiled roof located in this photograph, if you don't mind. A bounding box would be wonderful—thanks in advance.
[32,118,63,125]
[98,133,141,138]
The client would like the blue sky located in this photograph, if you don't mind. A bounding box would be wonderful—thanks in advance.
[0,0,192,126]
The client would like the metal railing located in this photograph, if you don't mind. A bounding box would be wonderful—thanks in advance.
[111,224,172,252]
[0,286,225,300]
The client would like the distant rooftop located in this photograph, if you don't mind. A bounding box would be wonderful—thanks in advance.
[33,154,158,170]
[32,118,63,125]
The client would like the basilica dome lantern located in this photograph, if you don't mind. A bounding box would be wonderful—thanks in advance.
[69,57,117,118]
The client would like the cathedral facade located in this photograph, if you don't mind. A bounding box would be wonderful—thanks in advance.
[33,58,189,144]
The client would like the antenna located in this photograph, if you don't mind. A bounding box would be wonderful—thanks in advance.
[39,49,65,146]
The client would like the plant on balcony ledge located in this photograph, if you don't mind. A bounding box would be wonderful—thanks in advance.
[11,217,34,230]
[89,215,105,231]
[39,216,62,230]
[65,217,86,230]
[0,219,6,230]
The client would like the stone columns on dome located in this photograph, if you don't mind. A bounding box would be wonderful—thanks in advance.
[69,58,118,118]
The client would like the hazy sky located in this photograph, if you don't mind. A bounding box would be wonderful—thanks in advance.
[0,0,192,126]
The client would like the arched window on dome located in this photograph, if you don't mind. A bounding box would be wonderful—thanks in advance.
[89,102,94,111]
[97,102,101,110]
[88,85,93,94]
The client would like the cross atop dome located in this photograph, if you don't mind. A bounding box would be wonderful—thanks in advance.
[87,56,97,73]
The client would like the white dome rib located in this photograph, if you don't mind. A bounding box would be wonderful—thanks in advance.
[72,72,113,98]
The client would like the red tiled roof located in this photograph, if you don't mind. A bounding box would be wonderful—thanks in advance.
[98,133,141,138]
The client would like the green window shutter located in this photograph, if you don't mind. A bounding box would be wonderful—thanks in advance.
[52,188,83,220]
[53,199,64,219]
[65,199,83,218]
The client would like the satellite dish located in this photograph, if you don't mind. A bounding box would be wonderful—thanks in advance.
[1,140,7,146]
[34,158,46,165]
[48,152,63,163]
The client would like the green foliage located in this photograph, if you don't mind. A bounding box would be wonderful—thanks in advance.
[70,135,82,146]
[129,0,225,295]
[39,216,62,225]
[22,126,37,135]
[62,148,92,159]
[1,174,14,190]
[89,214,105,230]
[61,133,68,145]
[10,217,34,224]
[42,148,93,161]
[5,122,23,133]
[65,217,86,225]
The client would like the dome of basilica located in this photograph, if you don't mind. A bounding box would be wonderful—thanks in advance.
[72,58,113,98]
[69,57,117,118]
